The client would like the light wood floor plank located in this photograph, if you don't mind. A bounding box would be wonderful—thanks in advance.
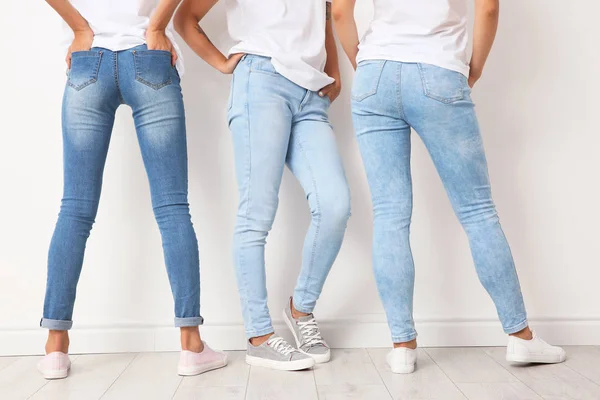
[314,349,383,386]
[173,386,246,400]
[484,347,600,400]
[100,352,182,400]
[457,382,543,400]
[317,384,392,400]
[245,366,318,400]
[369,348,467,400]
[426,347,518,383]
[30,353,136,400]
[563,346,600,385]
[0,347,598,400]
[0,357,19,372]
[0,356,50,400]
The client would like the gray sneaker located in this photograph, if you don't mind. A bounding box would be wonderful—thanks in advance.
[283,298,331,363]
[246,335,315,371]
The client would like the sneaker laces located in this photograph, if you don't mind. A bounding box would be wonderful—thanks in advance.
[267,336,296,356]
[297,318,326,347]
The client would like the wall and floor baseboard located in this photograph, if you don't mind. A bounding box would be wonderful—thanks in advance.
[2,316,598,356]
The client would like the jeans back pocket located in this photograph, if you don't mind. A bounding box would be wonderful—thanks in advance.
[133,50,173,90]
[68,51,103,91]
[418,63,467,104]
[352,61,386,102]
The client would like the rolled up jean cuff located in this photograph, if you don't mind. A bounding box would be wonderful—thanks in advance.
[503,319,529,335]
[245,326,276,340]
[40,318,73,331]
[391,331,418,344]
[174,316,204,327]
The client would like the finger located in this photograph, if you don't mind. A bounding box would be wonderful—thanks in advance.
[327,90,339,102]
[232,53,244,66]
[318,84,334,97]
[172,50,178,67]
[66,53,72,69]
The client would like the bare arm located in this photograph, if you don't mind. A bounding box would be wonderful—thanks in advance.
[331,0,359,69]
[46,0,90,33]
[320,2,342,102]
[45,0,93,67]
[174,0,242,74]
[149,0,182,31]
[469,0,500,87]
[146,0,183,65]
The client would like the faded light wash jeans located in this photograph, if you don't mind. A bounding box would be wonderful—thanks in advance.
[351,61,528,343]
[42,45,202,330]
[228,55,351,339]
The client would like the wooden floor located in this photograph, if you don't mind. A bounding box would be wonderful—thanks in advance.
[1,347,599,399]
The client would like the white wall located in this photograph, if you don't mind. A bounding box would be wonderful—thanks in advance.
[1,1,599,356]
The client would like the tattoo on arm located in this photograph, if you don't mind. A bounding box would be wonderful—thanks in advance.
[326,3,331,20]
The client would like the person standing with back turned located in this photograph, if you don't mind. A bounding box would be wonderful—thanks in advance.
[38,0,227,380]
[175,0,351,371]
[332,0,566,373]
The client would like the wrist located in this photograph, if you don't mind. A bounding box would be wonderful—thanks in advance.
[147,27,167,35]
[216,55,229,72]
[469,68,482,80]
[328,72,341,83]
[73,26,93,36]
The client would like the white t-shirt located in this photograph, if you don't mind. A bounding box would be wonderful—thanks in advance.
[62,0,184,75]
[225,0,334,91]
[357,0,470,77]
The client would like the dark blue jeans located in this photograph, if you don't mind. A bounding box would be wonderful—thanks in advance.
[42,45,202,330]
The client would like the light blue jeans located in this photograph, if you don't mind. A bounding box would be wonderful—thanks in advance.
[352,61,528,343]
[228,55,351,338]
[42,45,202,330]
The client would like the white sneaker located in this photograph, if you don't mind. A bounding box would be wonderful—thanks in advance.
[37,352,71,380]
[386,347,417,374]
[506,331,566,364]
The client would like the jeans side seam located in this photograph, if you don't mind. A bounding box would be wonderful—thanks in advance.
[295,139,321,310]
[239,72,254,333]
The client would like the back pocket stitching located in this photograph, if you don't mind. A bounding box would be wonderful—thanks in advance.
[68,51,103,91]
[133,50,173,90]
[352,61,386,102]
[417,63,464,104]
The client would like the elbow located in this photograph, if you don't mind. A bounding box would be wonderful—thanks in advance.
[331,4,349,23]
[481,0,499,17]
[173,12,187,36]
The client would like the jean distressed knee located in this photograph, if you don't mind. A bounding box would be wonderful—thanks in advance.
[351,61,528,343]
[42,45,202,330]
[228,55,350,338]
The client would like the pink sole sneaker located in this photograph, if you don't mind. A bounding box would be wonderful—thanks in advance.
[178,342,228,376]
